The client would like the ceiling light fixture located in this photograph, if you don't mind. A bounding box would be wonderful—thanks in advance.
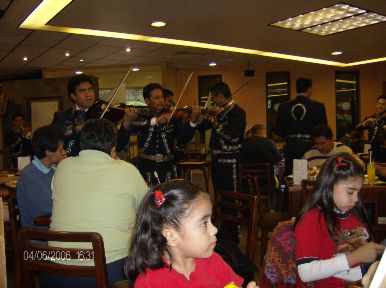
[125,47,131,52]
[75,71,83,74]
[209,62,217,67]
[80,59,84,62]
[271,3,386,36]
[65,52,70,56]
[331,51,343,56]
[132,67,140,71]
[18,0,386,67]
[151,21,166,27]
[23,56,28,61]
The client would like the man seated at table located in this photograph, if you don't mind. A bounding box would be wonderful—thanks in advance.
[47,118,148,288]
[16,125,66,229]
[303,124,364,169]
[240,124,283,165]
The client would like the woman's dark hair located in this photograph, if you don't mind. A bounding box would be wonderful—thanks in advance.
[143,83,162,99]
[294,153,371,240]
[80,118,117,154]
[32,125,64,159]
[210,82,231,99]
[377,94,386,102]
[67,74,93,95]
[125,184,203,281]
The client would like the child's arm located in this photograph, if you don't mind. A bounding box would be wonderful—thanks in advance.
[346,242,385,267]
[297,254,359,282]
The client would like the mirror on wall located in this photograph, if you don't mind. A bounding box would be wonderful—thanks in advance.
[266,72,290,138]
[335,71,359,139]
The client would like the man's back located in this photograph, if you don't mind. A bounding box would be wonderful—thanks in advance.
[240,136,281,164]
[275,95,327,138]
[50,150,148,264]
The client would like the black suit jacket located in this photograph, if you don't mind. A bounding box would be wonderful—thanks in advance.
[275,95,327,138]
[52,108,86,157]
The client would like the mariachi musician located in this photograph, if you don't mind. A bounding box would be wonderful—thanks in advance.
[198,81,246,192]
[117,82,202,183]
[52,74,96,157]
[356,94,386,162]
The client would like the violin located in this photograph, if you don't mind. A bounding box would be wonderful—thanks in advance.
[86,100,151,122]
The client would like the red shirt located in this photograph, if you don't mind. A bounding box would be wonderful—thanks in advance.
[295,207,369,288]
[134,252,244,288]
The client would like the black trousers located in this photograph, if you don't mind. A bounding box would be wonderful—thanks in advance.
[211,154,241,244]
[137,158,176,184]
[284,138,314,175]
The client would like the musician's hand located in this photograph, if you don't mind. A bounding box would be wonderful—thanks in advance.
[156,113,170,125]
[122,108,138,130]
[190,105,202,123]
[362,117,376,126]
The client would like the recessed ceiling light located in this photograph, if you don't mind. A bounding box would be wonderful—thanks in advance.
[23,56,28,61]
[132,67,140,71]
[332,51,343,55]
[271,3,386,36]
[65,52,70,57]
[75,71,83,74]
[151,21,166,27]
[209,62,217,67]
[80,59,84,62]
[125,47,131,53]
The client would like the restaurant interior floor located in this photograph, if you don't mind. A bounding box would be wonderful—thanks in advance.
[5,226,263,287]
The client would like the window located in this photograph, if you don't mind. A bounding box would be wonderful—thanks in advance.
[266,72,290,137]
[335,71,359,138]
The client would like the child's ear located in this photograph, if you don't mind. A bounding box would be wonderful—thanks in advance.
[162,226,178,247]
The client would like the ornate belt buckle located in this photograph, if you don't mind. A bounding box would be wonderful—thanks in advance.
[155,154,163,163]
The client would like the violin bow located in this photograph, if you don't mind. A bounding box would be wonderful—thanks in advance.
[100,66,132,119]
[232,81,249,97]
[166,71,194,126]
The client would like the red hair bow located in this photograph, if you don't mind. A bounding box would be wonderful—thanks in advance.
[335,156,347,167]
[154,190,165,208]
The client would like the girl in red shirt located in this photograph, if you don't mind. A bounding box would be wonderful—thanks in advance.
[125,184,258,288]
[294,153,385,287]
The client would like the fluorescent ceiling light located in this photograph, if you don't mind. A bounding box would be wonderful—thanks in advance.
[331,51,343,55]
[80,59,84,62]
[271,3,386,36]
[65,52,70,56]
[75,71,83,74]
[132,67,140,71]
[209,62,217,66]
[23,56,28,61]
[19,0,386,67]
[125,47,131,52]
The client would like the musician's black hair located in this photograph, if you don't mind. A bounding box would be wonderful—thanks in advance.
[210,82,231,99]
[377,94,386,102]
[296,77,312,94]
[143,83,163,99]
[12,112,25,121]
[67,74,94,96]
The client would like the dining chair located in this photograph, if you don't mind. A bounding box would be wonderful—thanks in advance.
[18,229,109,288]
[7,196,22,288]
[213,190,259,260]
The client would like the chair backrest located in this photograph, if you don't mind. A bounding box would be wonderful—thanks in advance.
[8,196,22,288]
[239,163,274,197]
[18,229,108,288]
[213,190,259,259]
[184,152,206,161]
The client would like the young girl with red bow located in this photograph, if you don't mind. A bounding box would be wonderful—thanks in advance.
[125,184,258,288]
[294,153,385,287]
